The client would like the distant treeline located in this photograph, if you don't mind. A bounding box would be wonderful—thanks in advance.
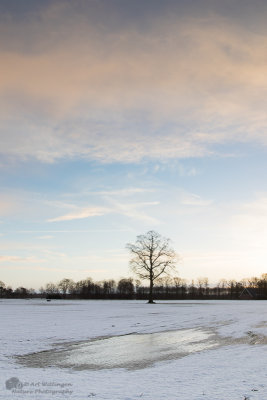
[1,274,267,300]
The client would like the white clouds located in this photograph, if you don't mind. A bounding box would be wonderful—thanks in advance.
[111,201,160,224]
[2,2,267,288]
[0,255,45,263]
[95,188,153,197]
[48,206,110,222]
[0,255,21,262]
[179,191,213,207]
[44,185,160,224]
[0,186,159,227]
[3,185,267,286]
[1,3,267,163]
[48,201,159,224]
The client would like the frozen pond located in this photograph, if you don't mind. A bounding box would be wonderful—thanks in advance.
[2,300,267,400]
[17,328,219,370]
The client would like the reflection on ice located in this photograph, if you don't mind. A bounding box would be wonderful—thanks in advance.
[62,329,215,369]
[17,328,218,370]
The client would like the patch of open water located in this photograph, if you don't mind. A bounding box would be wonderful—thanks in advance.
[17,328,220,370]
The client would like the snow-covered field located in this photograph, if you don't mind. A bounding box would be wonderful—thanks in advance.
[1,299,266,400]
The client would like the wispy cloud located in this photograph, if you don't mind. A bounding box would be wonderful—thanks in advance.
[48,206,110,222]
[16,229,132,233]
[95,188,154,197]
[111,201,160,224]
[180,191,213,207]
[0,255,45,263]
[48,201,159,224]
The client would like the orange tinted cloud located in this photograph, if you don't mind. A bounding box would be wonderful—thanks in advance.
[1,3,267,163]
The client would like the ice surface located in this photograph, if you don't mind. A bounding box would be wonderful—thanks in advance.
[17,328,218,370]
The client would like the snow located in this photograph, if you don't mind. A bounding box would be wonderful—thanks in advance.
[0,299,266,399]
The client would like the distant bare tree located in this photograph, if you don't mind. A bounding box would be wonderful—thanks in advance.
[28,288,36,296]
[102,279,116,297]
[197,277,209,297]
[0,280,5,297]
[197,277,209,288]
[218,279,227,288]
[14,287,29,298]
[173,276,187,298]
[58,278,75,297]
[117,278,134,298]
[45,282,58,295]
[173,277,187,288]
[248,276,259,287]
[75,278,94,298]
[126,231,177,303]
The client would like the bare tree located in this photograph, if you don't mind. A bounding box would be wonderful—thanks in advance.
[126,231,177,303]
[173,276,187,298]
[173,276,186,288]
[0,280,5,298]
[102,279,116,297]
[45,282,58,295]
[58,278,75,298]
[117,278,134,298]
[197,277,209,297]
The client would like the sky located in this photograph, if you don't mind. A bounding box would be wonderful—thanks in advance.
[1,0,267,289]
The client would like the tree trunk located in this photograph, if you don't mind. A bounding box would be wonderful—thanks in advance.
[148,278,155,303]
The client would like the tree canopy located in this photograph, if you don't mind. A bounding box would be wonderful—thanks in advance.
[126,230,177,303]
